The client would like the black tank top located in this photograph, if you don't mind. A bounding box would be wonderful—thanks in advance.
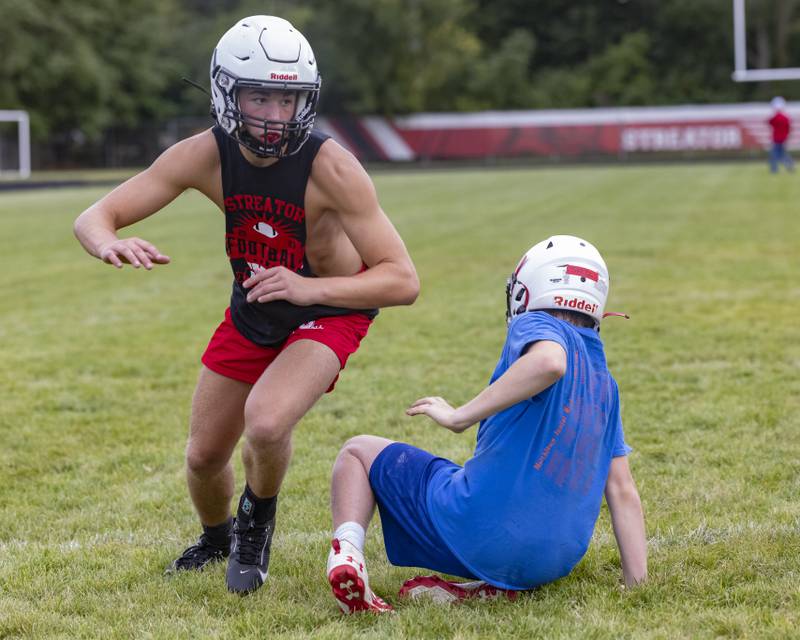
[213,126,378,347]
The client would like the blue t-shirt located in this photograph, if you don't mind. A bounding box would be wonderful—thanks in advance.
[426,311,630,590]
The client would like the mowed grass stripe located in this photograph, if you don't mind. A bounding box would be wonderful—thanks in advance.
[1,161,799,639]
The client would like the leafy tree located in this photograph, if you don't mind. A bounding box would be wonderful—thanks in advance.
[586,32,655,105]
[0,0,181,141]
[456,29,538,110]
[168,0,313,117]
[7,0,800,161]
[304,0,480,114]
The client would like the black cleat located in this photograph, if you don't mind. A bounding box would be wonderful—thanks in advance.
[166,533,230,574]
[226,493,276,595]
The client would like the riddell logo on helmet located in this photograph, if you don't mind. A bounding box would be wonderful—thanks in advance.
[553,296,598,314]
[270,72,298,81]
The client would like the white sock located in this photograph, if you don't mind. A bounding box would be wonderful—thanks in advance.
[333,521,366,552]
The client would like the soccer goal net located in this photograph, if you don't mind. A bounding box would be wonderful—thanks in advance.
[0,111,31,179]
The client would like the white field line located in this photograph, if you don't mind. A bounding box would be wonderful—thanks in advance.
[636,520,798,551]
[0,529,332,555]
[589,520,800,549]
[1,521,797,558]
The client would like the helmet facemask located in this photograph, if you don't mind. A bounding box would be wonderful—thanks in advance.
[212,67,320,158]
[505,256,531,324]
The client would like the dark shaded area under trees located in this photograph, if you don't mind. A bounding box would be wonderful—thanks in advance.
[2,0,800,167]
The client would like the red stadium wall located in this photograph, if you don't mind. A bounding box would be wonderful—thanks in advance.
[316,103,800,162]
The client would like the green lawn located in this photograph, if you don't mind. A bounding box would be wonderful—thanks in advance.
[1,161,798,639]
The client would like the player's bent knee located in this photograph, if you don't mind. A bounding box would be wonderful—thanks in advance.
[339,435,373,457]
[185,445,230,476]
[338,435,393,469]
[244,417,294,450]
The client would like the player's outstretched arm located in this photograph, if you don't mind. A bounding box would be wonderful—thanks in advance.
[605,455,647,587]
[73,130,218,269]
[406,340,566,432]
[288,140,419,308]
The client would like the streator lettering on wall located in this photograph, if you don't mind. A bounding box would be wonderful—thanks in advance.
[620,126,742,151]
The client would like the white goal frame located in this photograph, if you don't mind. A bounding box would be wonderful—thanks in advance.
[0,110,31,178]
[733,0,800,82]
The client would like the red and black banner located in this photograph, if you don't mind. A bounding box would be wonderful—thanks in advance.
[316,103,800,162]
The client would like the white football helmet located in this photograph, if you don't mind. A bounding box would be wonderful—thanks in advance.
[210,16,321,157]
[506,235,610,329]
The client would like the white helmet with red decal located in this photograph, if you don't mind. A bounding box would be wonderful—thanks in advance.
[506,235,609,328]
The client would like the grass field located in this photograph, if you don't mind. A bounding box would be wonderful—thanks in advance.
[1,161,799,639]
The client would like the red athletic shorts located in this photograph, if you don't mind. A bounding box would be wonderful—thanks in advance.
[201,308,373,391]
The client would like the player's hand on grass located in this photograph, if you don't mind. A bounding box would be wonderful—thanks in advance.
[406,397,469,433]
[99,237,171,269]
[243,265,317,305]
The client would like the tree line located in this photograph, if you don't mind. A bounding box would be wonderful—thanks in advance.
[1,0,799,145]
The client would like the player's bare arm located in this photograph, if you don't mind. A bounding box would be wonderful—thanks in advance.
[242,139,419,308]
[604,456,647,587]
[407,340,567,432]
[74,129,221,269]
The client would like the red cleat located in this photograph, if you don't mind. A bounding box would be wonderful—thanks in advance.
[326,538,393,614]
[399,574,518,604]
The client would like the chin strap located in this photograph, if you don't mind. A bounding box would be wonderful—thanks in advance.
[603,312,630,319]
[238,128,280,158]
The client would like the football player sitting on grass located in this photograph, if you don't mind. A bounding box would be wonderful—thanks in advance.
[325,235,647,613]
